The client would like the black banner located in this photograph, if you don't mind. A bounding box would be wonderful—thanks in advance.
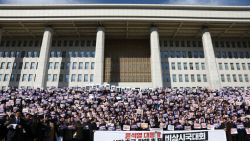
[163,131,208,141]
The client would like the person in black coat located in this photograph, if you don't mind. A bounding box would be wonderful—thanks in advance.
[24,114,35,141]
[82,118,92,141]
[89,119,97,141]
[244,117,250,141]
[6,112,27,141]
[0,115,8,141]
[227,119,236,141]
[73,121,84,141]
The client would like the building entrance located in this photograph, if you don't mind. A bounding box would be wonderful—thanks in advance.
[104,39,151,83]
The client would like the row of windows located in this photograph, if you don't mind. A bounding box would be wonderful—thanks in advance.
[0,51,96,58]
[0,40,40,47]
[0,73,95,83]
[52,40,96,47]
[167,74,208,83]
[0,74,36,82]
[0,40,96,48]
[0,61,96,70]
[160,40,250,48]
[213,41,250,48]
[48,62,95,70]
[5,50,248,59]
[160,40,203,48]
[2,50,248,59]
[162,62,206,71]
[220,74,249,83]
[50,51,95,58]
[161,51,204,58]
[1,40,249,48]
[160,50,250,59]
[1,73,249,83]
[218,63,250,71]
[216,51,250,59]
[0,62,38,70]
[0,51,40,58]
[48,74,94,82]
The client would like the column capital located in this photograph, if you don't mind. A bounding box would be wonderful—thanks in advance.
[150,26,158,32]
[97,26,105,32]
[44,26,54,33]
[202,26,209,32]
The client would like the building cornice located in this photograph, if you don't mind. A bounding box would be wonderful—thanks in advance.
[0,4,249,10]
[0,4,250,23]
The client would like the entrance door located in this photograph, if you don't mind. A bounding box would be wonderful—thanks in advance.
[104,39,151,83]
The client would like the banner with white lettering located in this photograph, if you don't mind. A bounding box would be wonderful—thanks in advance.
[163,130,226,141]
[163,131,208,141]
[94,130,226,141]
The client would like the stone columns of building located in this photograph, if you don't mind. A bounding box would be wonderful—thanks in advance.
[94,27,105,85]
[36,27,53,89]
[202,27,221,89]
[150,27,163,88]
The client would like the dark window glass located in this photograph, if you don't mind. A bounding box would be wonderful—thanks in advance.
[34,41,39,46]
[226,41,230,48]
[193,41,197,47]
[169,40,173,47]
[69,40,73,46]
[11,41,16,47]
[23,41,27,47]
[220,41,225,48]
[181,41,185,47]
[6,41,10,47]
[21,51,25,58]
[75,40,79,46]
[228,52,232,58]
[187,41,191,47]
[175,41,179,47]
[81,40,85,47]
[57,40,62,47]
[188,51,192,58]
[62,51,66,58]
[29,41,33,47]
[92,40,96,47]
[64,40,67,46]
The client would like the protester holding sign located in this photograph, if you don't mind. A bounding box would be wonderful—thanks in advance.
[0,87,249,141]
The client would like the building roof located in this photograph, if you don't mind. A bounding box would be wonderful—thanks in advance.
[0,4,249,38]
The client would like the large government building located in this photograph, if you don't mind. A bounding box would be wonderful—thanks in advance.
[0,4,249,89]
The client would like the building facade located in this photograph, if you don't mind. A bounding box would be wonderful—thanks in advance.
[0,4,249,89]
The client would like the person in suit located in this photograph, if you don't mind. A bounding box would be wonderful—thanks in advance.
[244,117,250,141]
[24,114,34,141]
[72,121,84,141]
[0,114,8,141]
[226,118,235,141]
[6,111,27,141]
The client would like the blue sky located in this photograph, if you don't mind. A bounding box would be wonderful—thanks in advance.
[1,0,250,5]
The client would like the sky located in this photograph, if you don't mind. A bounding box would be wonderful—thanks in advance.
[0,0,250,5]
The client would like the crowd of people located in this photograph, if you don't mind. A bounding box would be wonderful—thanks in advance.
[0,86,250,141]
